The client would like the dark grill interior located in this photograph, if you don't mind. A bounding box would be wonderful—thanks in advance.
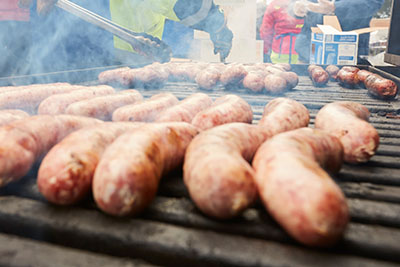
[0,65,399,267]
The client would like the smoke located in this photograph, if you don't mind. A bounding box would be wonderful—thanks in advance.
[28,0,114,78]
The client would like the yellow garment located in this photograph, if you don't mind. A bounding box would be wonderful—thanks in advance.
[270,50,299,64]
[110,0,179,52]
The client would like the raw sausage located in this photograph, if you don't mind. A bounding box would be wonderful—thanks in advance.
[184,123,270,219]
[38,85,115,115]
[315,101,379,163]
[264,74,288,94]
[66,90,143,120]
[258,98,309,135]
[252,128,349,247]
[191,94,253,131]
[112,93,179,122]
[0,115,102,187]
[37,122,143,205]
[93,122,199,216]
[155,93,212,123]
[0,109,30,126]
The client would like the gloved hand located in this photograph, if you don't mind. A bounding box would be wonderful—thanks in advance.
[37,0,57,16]
[308,0,335,15]
[293,0,308,17]
[18,0,33,8]
[210,26,233,61]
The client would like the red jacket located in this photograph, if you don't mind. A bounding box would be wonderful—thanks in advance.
[260,0,304,55]
[0,0,30,21]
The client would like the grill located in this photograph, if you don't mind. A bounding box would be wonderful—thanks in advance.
[0,64,399,267]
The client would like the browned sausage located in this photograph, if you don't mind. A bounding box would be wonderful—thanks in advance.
[258,98,309,135]
[155,93,213,123]
[38,85,115,115]
[184,123,270,219]
[325,65,340,81]
[37,122,143,205]
[191,94,253,131]
[0,115,102,187]
[315,101,379,163]
[112,93,179,122]
[337,67,360,88]
[308,65,329,87]
[252,128,349,247]
[66,90,143,120]
[93,122,199,216]
[364,74,398,99]
[356,69,374,84]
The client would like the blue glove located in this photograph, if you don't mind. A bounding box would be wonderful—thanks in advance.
[210,26,233,60]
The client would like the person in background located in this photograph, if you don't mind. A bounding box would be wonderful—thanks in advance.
[0,0,32,77]
[260,0,304,63]
[37,0,234,65]
[293,0,385,64]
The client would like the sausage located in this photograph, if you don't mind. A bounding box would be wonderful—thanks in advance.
[278,71,299,90]
[0,83,71,93]
[219,64,248,87]
[0,115,102,187]
[264,74,288,94]
[356,69,374,84]
[364,74,398,99]
[242,71,266,93]
[308,65,329,87]
[133,64,169,89]
[275,63,291,71]
[155,93,213,123]
[167,62,206,82]
[184,123,270,219]
[65,90,143,121]
[112,93,179,122]
[0,109,30,126]
[191,94,253,131]
[195,67,221,90]
[258,98,310,135]
[315,101,379,163]
[325,65,340,81]
[337,66,360,88]
[0,84,84,112]
[37,122,143,205]
[92,122,199,216]
[38,85,115,115]
[252,127,349,247]
[98,67,130,84]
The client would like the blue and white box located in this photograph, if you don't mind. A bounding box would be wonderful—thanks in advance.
[310,25,359,65]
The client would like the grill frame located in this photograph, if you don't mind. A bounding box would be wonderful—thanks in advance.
[0,64,399,266]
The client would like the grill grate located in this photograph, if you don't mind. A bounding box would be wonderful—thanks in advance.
[0,66,399,266]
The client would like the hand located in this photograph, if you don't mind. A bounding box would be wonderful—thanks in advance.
[308,0,335,15]
[293,1,308,17]
[210,26,233,61]
[18,0,33,8]
[37,0,57,16]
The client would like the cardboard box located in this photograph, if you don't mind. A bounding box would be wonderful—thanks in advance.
[310,16,388,65]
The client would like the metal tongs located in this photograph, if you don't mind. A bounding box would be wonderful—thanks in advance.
[55,0,172,63]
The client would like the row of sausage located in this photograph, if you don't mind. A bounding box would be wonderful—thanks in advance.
[308,65,398,99]
[98,62,299,94]
[0,96,379,248]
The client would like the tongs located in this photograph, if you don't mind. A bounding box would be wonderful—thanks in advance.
[55,0,172,63]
